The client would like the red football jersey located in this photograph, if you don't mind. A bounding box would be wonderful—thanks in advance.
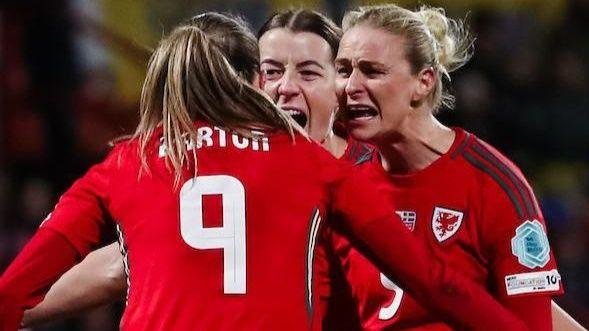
[39,122,402,331]
[325,128,563,330]
[1,125,545,331]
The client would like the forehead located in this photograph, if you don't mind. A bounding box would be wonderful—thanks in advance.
[259,28,333,65]
[337,25,406,63]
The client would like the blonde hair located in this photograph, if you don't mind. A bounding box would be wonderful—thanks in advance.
[134,13,302,185]
[342,4,473,111]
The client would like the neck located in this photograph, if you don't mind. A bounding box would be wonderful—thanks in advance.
[321,131,348,158]
[376,113,455,175]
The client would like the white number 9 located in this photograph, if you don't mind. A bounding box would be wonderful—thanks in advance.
[180,175,246,294]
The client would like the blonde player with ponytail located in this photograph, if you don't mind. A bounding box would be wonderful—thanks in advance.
[329,3,566,330]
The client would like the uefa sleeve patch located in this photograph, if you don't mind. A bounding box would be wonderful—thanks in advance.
[511,220,550,269]
[505,270,561,296]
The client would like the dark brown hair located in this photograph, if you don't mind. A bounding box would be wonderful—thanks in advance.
[258,9,342,59]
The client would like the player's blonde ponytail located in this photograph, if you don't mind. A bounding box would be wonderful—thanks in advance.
[135,13,302,186]
[342,4,473,112]
[416,6,473,108]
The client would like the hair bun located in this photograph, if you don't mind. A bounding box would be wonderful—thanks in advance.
[416,6,472,75]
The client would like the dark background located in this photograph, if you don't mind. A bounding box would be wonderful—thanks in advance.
[1,0,588,329]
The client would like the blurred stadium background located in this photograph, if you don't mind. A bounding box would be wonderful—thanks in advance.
[1,0,588,330]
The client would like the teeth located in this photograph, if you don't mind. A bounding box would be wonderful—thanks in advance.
[284,110,302,116]
[348,106,373,112]
[346,105,377,120]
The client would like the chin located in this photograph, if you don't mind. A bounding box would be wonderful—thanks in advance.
[348,127,377,144]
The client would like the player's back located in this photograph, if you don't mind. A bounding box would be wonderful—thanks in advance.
[107,123,338,330]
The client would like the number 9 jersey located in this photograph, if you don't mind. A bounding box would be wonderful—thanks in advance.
[38,123,402,331]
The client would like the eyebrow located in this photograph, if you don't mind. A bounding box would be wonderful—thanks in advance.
[296,60,324,70]
[260,59,284,67]
[334,58,387,69]
[358,60,387,69]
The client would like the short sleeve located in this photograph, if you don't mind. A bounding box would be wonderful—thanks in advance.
[481,174,563,300]
[40,145,122,257]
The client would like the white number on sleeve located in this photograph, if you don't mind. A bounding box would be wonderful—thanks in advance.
[180,175,246,294]
[379,273,404,320]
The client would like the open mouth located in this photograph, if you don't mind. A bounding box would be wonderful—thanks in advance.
[345,105,378,121]
[284,109,308,127]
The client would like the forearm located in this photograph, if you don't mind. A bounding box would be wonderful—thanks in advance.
[22,242,126,328]
[0,228,80,330]
[351,217,529,330]
[552,301,587,331]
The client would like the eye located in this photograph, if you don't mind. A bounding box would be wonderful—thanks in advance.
[364,68,384,78]
[261,68,283,81]
[299,70,321,81]
[359,64,386,78]
[335,65,351,78]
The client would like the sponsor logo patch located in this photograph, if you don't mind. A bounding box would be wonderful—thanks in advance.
[395,211,416,232]
[432,207,463,242]
[511,220,550,269]
[505,269,561,295]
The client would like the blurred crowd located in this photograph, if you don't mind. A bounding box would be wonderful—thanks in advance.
[1,0,588,330]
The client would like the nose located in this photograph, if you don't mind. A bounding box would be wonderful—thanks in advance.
[277,71,300,100]
[345,70,364,99]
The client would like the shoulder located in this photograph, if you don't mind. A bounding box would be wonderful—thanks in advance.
[105,138,140,171]
[454,131,541,220]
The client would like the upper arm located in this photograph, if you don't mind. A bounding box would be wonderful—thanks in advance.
[331,164,398,233]
[482,176,563,299]
[480,173,562,329]
[41,146,122,257]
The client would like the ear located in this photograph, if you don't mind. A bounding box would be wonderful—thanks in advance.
[412,67,436,103]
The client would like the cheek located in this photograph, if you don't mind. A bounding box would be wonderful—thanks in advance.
[372,79,411,110]
[304,83,336,118]
[335,77,347,98]
[262,81,279,100]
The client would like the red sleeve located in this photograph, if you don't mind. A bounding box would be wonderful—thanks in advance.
[319,225,362,331]
[41,145,121,256]
[310,234,332,331]
[481,174,562,302]
[474,162,560,330]
[0,146,121,330]
[0,228,80,330]
[331,164,531,330]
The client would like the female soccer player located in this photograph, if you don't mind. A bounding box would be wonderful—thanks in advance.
[257,9,348,158]
[21,9,363,328]
[0,11,531,331]
[330,4,565,330]
[258,9,579,330]
[19,8,582,331]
